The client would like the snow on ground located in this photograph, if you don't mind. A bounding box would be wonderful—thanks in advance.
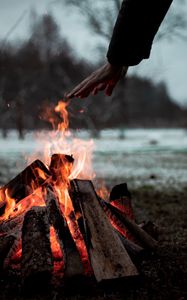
[0,129,187,189]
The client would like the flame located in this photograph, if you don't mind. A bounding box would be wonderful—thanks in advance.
[50,226,63,260]
[55,101,69,132]
[0,189,16,221]
[34,167,48,181]
[0,100,108,275]
[0,188,45,222]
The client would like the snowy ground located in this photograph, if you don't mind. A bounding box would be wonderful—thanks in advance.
[0,129,187,190]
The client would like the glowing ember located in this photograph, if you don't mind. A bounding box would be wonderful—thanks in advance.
[50,226,63,261]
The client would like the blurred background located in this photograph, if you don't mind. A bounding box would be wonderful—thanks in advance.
[0,0,187,188]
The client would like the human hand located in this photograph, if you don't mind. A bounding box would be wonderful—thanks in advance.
[65,63,128,99]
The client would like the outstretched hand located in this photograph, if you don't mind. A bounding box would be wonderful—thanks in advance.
[65,63,128,99]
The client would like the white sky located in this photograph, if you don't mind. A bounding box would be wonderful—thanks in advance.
[0,0,187,106]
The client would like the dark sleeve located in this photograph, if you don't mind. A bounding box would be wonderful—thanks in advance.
[107,0,173,66]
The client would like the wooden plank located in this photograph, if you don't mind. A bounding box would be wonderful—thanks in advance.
[43,185,83,278]
[0,160,51,216]
[70,179,139,283]
[21,206,53,288]
[115,230,145,261]
[100,199,158,250]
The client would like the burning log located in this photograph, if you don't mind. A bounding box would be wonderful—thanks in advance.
[22,206,53,288]
[109,183,135,220]
[100,199,158,250]
[115,230,145,261]
[0,234,16,269]
[0,160,51,216]
[43,185,83,278]
[110,183,131,201]
[0,215,24,234]
[70,179,139,283]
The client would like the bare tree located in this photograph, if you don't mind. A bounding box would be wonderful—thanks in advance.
[58,0,187,45]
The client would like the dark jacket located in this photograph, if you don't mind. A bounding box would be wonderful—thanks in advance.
[107,0,173,66]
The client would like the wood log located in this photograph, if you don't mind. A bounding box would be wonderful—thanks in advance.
[141,221,159,241]
[43,185,83,278]
[100,199,158,250]
[110,183,131,201]
[22,206,53,288]
[0,160,51,216]
[0,234,16,269]
[70,179,139,283]
[0,215,24,234]
[115,230,145,261]
[109,183,134,220]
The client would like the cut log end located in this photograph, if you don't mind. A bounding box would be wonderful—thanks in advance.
[21,206,53,288]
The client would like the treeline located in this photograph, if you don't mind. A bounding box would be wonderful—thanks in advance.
[0,13,186,138]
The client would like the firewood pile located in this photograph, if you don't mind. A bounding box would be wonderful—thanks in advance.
[0,154,158,290]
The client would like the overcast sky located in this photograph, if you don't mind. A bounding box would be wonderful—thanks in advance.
[0,0,187,106]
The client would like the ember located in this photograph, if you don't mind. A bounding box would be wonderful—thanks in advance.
[0,101,158,288]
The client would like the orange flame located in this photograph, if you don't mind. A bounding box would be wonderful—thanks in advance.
[0,188,45,222]
[0,189,16,221]
[0,100,109,275]
[34,167,48,181]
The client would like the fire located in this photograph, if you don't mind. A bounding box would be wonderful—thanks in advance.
[34,167,48,181]
[0,100,95,223]
[0,189,16,221]
[54,101,69,133]
[0,100,108,275]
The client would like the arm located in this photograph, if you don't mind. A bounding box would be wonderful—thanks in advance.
[107,0,173,66]
[66,0,173,99]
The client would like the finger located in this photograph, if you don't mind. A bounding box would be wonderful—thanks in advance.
[92,87,98,95]
[79,89,93,98]
[92,83,107,95]
[105,82,116,96]
[75,85,95,98]
[70,66,111,98]
[74,80,98,98]
[66,74,96,98]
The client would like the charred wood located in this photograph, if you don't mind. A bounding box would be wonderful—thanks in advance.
[0,215,24,234]
[22,206,53,288]
[110,183,132,201]
[100,199,158,250]
[109,183,134,220]
[0,160,51,216]
[115,230,145,261]
[70,179,139,283]
[0,234,16,269]
[43,185,83,278]
[140,221,159,241]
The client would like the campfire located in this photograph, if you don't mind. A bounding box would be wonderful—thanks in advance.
[0,101,158,289]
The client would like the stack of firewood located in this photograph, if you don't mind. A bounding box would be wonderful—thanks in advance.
[0,154,158,289]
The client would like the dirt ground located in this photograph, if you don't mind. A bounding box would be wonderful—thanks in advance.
[0,162,186,300]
